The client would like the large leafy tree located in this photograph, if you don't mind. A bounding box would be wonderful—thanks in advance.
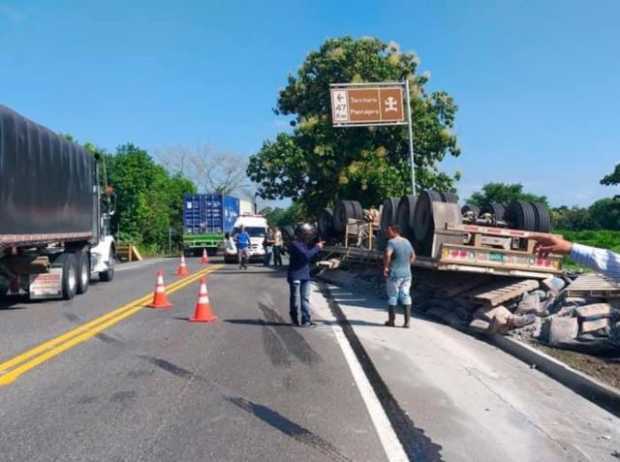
[106,144,196,251]
[247,37,461,216]
[467,183,548,208]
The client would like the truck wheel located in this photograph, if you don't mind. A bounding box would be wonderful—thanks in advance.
[75,251,90,295]
[54,253,77,300]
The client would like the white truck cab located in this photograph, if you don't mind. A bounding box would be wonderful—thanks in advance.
[229,215,268,261]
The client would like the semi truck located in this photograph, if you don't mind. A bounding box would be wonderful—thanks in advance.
[182,193,240,256]
[0,105,116,300]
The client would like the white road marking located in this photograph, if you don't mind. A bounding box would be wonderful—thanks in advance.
[312,286,409,462]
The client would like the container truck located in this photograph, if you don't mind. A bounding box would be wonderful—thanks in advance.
[0,105,116,300]
[182,193,240,256]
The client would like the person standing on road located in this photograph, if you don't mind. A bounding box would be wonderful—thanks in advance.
[272,227,284,268]
[224,232,237,259]
[236,226,251,270]
[263,228,274,267]
[287,223,324,327]
[383,224,416,328]
[533,234,620,281]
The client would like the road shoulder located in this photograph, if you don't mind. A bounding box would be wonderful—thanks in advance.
[310,281,620,462]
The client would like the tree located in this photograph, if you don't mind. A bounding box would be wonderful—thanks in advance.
[551,206,594,230]
[590,198,620,230]
[467,183,548,208]
[157,145,250,196]
[107,144,196,251]
[247,36,461,216]
[601,164,620,186]
[261,203,305,227]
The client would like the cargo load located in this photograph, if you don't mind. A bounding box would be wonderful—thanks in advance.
[0,105,96,246]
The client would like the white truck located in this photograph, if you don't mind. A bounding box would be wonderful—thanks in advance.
[0,105,116,301]
[224,214,269,263]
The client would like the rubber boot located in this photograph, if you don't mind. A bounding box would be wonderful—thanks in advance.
[384,307,396,327]
[403,304,411,328]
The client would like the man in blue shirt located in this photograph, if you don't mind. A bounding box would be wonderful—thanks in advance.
[235,226,251,270]
[383,224,416,328]
[287,223,324,327]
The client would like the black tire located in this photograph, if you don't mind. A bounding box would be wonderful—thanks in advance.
[334,200,358,232]
[461,204,480,219]
[440,191,459,203]
[531,202,551,233]
[380,198,400,232]
[396,195,417,236]
[481,202,506,223]
[53,253,77,300]
[413,190,441,241]
[318,208,335,238]
[506,201,537,231]
[351,201,363,220]
[75,251,90,295]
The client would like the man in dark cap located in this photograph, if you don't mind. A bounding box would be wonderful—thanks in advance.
[287,223,324,327]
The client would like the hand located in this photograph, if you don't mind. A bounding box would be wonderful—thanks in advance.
[316,241,325,250]
[533,234,573,257]
[383,267,389,278]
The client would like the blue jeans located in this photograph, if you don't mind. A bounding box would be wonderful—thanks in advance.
[289,280,311,323]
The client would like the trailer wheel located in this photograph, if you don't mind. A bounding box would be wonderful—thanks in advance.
[396,195,417,237]
[54,253,77,300]
[75,251,90,295]
[507,201,537,231]
[318,208,335,238]
[380,198,400,232]
[531,202,551,233]
[413,190,441,241]
[440,191,459,203]
[333,200,361,232]
[461,204,480,219]
[481,202,506,223]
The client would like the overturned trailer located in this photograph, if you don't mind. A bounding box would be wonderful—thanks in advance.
[319,192,562,279]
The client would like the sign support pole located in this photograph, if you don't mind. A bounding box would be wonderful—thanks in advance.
[404,79,416,195]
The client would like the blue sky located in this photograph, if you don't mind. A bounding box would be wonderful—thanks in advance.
[1,0,618,206]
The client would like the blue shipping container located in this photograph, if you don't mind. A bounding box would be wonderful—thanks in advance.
[183,193,240,234]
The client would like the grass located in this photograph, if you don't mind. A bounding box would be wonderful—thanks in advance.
[554,229,620,271]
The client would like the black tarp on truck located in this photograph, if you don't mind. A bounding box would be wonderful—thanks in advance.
[0,105,96,247]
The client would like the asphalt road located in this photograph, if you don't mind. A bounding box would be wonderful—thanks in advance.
[0,257,387,462]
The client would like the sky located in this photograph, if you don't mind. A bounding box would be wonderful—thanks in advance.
[1,0,618,207]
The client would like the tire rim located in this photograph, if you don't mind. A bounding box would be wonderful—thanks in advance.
[67,266,77,293]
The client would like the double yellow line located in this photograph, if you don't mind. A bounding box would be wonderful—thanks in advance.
[0,265,221,386]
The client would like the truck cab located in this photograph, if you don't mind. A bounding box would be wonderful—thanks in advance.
[230,215,268,261]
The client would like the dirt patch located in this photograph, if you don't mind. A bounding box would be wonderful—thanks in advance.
[532,342,620,389]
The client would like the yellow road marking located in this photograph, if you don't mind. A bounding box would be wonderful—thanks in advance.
[0,265,221,386]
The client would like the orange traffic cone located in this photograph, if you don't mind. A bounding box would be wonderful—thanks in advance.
[189,277,217,323]
[176,254,190,276]
[200,248,209,265]
[148,270,173,309]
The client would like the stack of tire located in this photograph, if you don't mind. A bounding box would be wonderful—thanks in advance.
[379,191,459,257]
[505,201,551,232]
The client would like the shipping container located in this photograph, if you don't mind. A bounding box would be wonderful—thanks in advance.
[182,193,240,255]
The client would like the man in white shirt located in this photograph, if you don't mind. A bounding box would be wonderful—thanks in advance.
[534,234,620,281]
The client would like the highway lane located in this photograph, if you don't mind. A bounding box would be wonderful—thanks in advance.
[0,257,388,461]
